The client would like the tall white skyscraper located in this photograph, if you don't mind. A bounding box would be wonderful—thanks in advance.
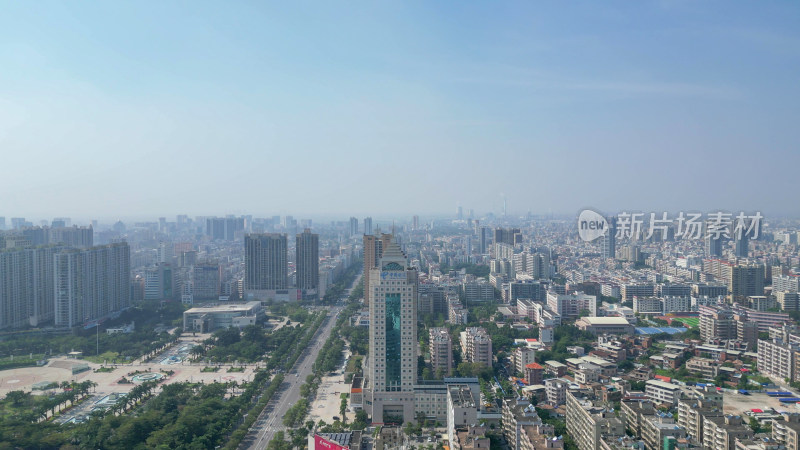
[366,239,418,424]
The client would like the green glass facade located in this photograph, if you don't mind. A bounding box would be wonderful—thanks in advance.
[385,292,401,391]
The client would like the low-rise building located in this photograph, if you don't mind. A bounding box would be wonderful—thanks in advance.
[430,327,454,376]
[547,291,597,320]
[758,337,799,382]
[777,291,800,312]
[447,384,478,447]
[575,317,634,335]
[677,385,724,444]
[524,363,544,386]
[565,355,618,377]
[620,399,655,437]
[460,328,493,368]
[451,424,490,450]
[645,379,682,406]
[545,378,569,406]
[182,301,263,332]
[641,413,686,450]
[545,360,567,377]
[513,343,539,375]
[503,396,558,450]
[772,412,800,450]
[685,357,721,379]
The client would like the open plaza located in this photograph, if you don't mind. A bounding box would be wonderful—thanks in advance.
[0,333,260,423]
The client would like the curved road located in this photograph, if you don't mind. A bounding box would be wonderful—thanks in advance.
[242,272,362,449]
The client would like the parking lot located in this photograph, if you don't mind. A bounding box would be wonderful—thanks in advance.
[723,390,800,415]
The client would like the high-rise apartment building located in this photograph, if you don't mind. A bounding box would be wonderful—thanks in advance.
[192,262,221,300]
[734,234,749,258]
[244,233,288,291]
[366,240,418,423]
[144,263,174,301]
[22,227,47,246]
[513,252,550,280]
[547,291,597,319]
[775,274,800,293]
[349,217,359,236]
[699,306,736,342]
[206,217,244,241]
[296,229,319,299]
[10,218,28,229]
[620,284,655,300]
[705,235,723,258]
[758,337,799,382]
[494,227,522,246]
[778,291,800,311]
[54,243,131,327]
[478,226,491,254]
[17,226,93,248]
[0,246,60,329]
[729,263,765,299]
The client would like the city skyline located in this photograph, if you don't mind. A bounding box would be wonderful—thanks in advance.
[3,2,800,448]
[1,2,799,218]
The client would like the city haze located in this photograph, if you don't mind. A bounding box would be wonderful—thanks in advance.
[1,2,799,219]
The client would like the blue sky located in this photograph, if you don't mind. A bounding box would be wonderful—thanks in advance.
[1,1,798,221]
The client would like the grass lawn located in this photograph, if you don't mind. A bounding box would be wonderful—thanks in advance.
[0,356,43,371]
[0,391,59,421]
[676,318,700,328]
[345,355,363,373]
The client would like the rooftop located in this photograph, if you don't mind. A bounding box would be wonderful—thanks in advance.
[184,301,261,314]
[580,317,631,325]
[646,379,681,391]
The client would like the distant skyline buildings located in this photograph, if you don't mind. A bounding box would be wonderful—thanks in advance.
[349,217,359,236]
[602,217,616,259]
[0,208,796,232]
[363,233,393,309]
[364,217,373,236]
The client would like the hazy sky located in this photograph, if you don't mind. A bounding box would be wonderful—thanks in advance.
[1,1,798,221]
